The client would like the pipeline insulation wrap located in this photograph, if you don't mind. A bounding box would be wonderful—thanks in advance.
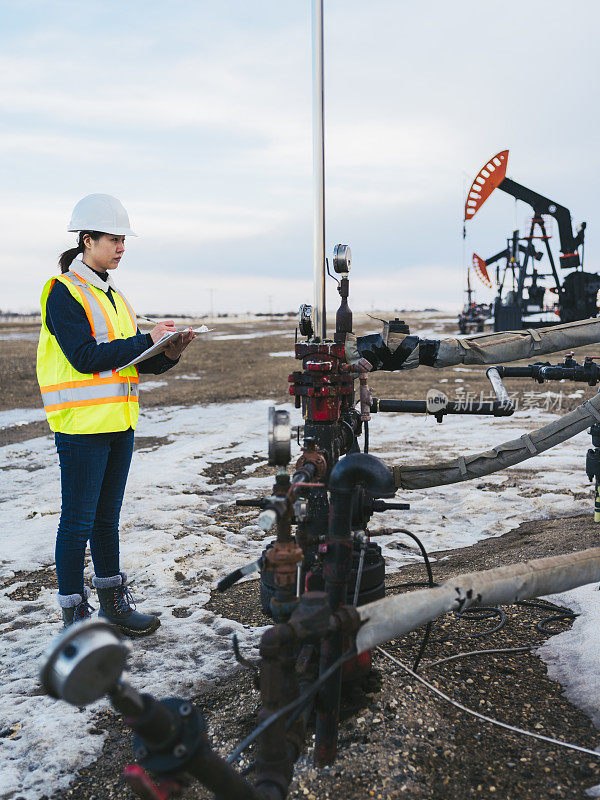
[355,547,600,654]
[431,318,600,368]
[392,392,600,490]
[368,318,600,370]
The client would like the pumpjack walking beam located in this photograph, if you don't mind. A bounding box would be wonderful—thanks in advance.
[464,150,586,270]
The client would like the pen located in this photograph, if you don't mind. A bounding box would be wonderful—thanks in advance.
[137,315,163,325]
[138,315,197,330]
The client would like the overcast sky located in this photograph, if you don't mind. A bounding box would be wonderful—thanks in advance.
[1,0,599,315]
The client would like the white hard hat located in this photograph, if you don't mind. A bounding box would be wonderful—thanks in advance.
[68,194,137,236]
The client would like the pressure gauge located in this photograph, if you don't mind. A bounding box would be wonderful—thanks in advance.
[40,619,130,706]
[333,244,351,274]
[298,303,314,337]
[268,407,291,466]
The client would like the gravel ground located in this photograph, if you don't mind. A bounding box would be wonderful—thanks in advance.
[40,513,600,800]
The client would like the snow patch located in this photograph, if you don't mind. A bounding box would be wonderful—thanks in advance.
[539,585,600,728]
[0,408,46,430]
[1,399,598,797]
[210,329,292,341]
[139,380,168,391]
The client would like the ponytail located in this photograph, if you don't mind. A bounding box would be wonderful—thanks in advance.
[58,231,103,273]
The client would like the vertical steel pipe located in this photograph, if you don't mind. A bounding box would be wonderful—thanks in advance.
[315,455,395,766]
[312,0,326,340]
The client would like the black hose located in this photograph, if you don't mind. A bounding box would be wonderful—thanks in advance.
[516,599,578,635]
[364,421,369,454]
[384,528,435,671]
[226,647,356,765]
[389,528,434,589]
[412,622,433,673]
[454,606,507,637]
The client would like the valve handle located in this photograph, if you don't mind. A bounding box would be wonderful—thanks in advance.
[217,557,263,592]
[235,497,269,508]
[372,500,410,511]
[124,765,182,800]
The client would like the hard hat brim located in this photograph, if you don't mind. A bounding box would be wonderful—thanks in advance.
[67,225,137,237]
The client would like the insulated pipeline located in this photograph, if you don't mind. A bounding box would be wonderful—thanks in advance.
[432,317,600,369]
[392,392,600,490]
[349,316,600,372]
[355,547,600,654]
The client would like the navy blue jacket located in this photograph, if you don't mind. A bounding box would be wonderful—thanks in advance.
[46,278,178,375]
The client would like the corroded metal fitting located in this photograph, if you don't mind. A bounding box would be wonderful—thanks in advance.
[288,591,331,641]
[264,542,304,587]
[333,604,362,637]
[259,624,295,659]
[295,449,328,481]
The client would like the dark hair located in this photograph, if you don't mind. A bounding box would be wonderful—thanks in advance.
[58,231,103,273]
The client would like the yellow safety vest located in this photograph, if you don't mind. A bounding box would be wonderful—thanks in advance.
[37,270,141,434]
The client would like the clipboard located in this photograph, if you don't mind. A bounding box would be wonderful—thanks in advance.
[117,326,211,370]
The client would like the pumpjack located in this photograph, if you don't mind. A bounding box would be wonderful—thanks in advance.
[457,255,492,334]
[464,150,599,331]
[474,230,547,331]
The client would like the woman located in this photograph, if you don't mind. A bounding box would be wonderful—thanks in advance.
[36,193,194,634]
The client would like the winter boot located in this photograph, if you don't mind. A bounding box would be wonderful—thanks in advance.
[93,572,160,636]
[58,587,94,628]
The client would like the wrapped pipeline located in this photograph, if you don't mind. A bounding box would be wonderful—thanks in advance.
[432,318,600,369]
[392,393,600,489]
[355,547,600,654]
[349,317,600,372]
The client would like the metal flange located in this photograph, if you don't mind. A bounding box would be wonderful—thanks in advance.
[40,619,130,706]
[268,407,291,466]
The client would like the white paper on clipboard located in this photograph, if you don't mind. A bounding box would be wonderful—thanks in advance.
[117,326,211,371]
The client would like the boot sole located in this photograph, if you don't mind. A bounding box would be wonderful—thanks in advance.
[98,614,161,637]
[112,618,161,637]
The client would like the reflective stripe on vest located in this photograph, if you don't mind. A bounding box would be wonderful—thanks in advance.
[41,381,140,411]
[61,271,116,343]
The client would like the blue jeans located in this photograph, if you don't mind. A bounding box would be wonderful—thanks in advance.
[54,428,134,596]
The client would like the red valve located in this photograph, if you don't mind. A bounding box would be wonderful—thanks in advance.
[306,360,333,372]
[124,765,182,800]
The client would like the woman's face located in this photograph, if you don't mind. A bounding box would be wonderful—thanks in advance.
[83,233,126,272]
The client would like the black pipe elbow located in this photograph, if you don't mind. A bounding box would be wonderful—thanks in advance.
[329,453,395,499]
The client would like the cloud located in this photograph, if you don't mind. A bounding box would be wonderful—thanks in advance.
[134,199,291,242]
[0,128,160,165]
[1,0,599,314]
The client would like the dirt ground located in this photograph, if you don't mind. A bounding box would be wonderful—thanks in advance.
[3,312,600,799]
[38,514,600,800]
[2,311,598,419]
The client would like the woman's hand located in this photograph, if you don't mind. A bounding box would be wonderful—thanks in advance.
[149,320,177,343]
[164,328,196,361]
